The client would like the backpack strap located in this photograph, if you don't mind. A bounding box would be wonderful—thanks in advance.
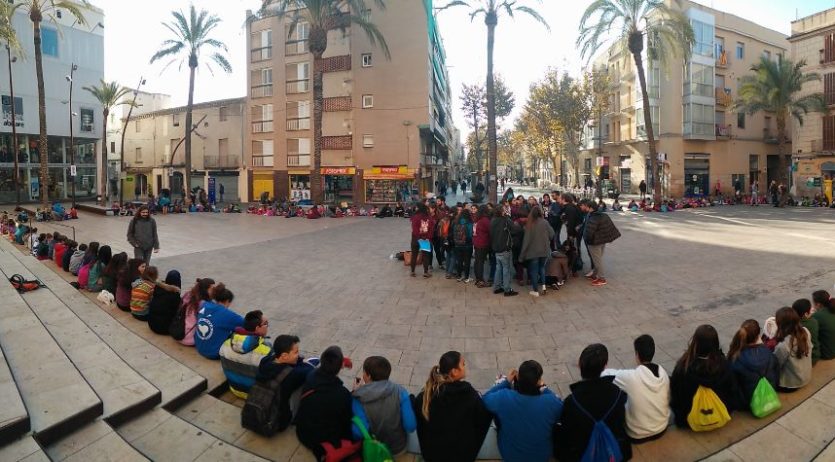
[351,416,372,441]
[573,389,623,424]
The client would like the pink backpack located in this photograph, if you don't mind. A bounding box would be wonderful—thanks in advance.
[77,262,92,289]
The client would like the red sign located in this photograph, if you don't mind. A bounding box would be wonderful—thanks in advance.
[321,167,356,175]
[380,166,400,174]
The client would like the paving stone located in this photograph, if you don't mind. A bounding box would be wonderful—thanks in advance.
[0,342,29,444]
[0,436,48,462]
[45,420,146,462]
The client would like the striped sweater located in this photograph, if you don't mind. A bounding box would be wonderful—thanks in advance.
[130,279,155,317]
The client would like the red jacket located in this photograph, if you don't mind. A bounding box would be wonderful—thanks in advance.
[473,217,491,249]
[54,243,67,267]
[411,213,435,240]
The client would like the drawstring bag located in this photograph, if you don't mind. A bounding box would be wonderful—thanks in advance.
[687,385,731,432]
[750,377,781,418]
[351,416,393,462]
[8,274,45,293]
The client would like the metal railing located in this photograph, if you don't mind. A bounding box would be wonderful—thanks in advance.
[285,39,309,55]
[252,155,274,167]
[252,120,274,133]
[715,123,731,138]
[286,79,310,94]
[286,117,310,131]
[204,155,240,169]
[287,153,311,167]
[251,84,274,98]
[251,46,273,62]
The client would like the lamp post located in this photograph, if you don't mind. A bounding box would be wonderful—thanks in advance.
[119,76,145,206]
[65,63,78,207]
[6,45,18,206]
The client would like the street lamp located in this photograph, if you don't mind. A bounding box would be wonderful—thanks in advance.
[66,63,78,207]
[6,45,18,206]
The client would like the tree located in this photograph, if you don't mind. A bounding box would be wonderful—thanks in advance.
[12,0,87,207]
[518,89,561,185]
[734,57,825,185]
[150,5,231,195]
[439,0,548,203]
[460,76,514,183]
[259,0,389,204]
[578,0,693,203]
[83,80,132,206]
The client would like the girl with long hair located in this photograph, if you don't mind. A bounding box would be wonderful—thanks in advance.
[414,351,491,462]
[116,258,146,312]
[179,278,215,346]
[727,320,778,410]
[87,245,112,292]
[774,307,812,391]
[518,206,554,297]
[101,252,127,295]
[812,290,835,360]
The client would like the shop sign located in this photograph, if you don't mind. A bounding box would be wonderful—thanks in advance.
[372,166,408,175]
[321,167,356,175]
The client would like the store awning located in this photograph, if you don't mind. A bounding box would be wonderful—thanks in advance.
[363,174,415,180]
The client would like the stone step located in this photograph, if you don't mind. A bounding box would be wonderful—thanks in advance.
[0,251,161,427]
[0,253,102,446]
[44,420,147,462]
[0,240,208,410]
[0,341,30,446]
[116,407,271,462]
[0,435,49,462]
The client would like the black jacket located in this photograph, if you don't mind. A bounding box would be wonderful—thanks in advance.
[554,376,632,462]
[561,204,582,237]
[670,356,740,428]
[147,287,181,335]
[413,380,492,462]
[295,370,353,454]
[489,216,521,253]
[583,211,621,245]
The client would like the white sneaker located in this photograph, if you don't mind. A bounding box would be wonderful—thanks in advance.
[529,291,540,297]
[541,285,547,294]
[464,278,472,284]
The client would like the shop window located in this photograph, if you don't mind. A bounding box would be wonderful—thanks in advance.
[366,179,413,203]
[290,174,311,202]
[80,108,94,132]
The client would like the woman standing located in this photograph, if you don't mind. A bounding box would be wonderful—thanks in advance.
[519,206,554,297]
[472,205,492,288]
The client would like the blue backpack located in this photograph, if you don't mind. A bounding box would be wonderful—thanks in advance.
[574,390,624,462]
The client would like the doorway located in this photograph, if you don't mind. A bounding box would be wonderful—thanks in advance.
[684,158,710,197]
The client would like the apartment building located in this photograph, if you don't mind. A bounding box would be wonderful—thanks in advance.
[579,0,790,197]
[789,9,835,199]
[244,0,457,204]
[122,98,246,201]
[0,1,104,203]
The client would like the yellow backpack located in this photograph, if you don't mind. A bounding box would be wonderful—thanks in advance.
[687,385,731,432]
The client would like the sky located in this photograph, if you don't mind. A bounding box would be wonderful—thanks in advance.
[96,0,835,141]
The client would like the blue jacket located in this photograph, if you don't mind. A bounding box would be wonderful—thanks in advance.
[194,301,244,359]
[483,379,564,462]
[351,382,416,454]
[730,344,778,409]
[219,329,273,399]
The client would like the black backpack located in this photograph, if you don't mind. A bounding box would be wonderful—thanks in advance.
[241,367,294,436]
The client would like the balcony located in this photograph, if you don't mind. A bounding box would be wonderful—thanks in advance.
[252,155,274,167]
[285,39,308,56]
[716,49,729,68]
[287,153,311,167]
[251,46,272,62]
[715,87,733,107]
[286,117,310,131]
[251,84,273,98]
[252,120,274,133]
[286,79,310,94]
[322,135,352,150]
[204,155,240,169]
[715,123,732,139]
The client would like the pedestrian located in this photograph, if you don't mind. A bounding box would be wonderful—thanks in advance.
[126,205,159,264]
[490,204,521,296]
[453,208,474,283]
[561,194,583,272]
[769,180,778,206]
[472,205,492,288]
[751,180,759,206]
[639,180,647,200]
[409,202,435,278]
[461,180,467,194]
[579,199,621,287]
[519,206,554,297]
[219,183,225,203]
[714,179,722,198]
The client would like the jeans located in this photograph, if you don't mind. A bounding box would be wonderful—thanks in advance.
[474,247,489,282]
[526,257,547,291]
[489,251,496,281]
[493,251,513,292]
[134,247,153,264]
[587,244,606,279]
[456,246,473,279]
[445,246,457,275]
[410,237,431,274]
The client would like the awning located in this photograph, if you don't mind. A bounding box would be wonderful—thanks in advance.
[363,174,415,180]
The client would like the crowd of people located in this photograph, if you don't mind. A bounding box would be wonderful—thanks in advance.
[405,191,621,294]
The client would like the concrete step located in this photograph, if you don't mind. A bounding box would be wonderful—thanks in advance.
[0,254,102,446]
[0,340,30,446]
[116,407,271,462]
[0,240,208,410]
[0,250,161,427]
[0,435,49,462]
[44,420,147,462]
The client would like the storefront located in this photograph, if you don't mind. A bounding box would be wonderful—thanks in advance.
[322,167,355,204]
[363,166,416,204]
[288,170,311,203]
[684,155,710,197]
[251,172,274,202]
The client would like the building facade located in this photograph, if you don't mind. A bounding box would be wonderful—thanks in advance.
[789,9,835,200]
[244,0,457,204]
[0,1,104,203]
[122,97,246,202]
[579,0,790,198]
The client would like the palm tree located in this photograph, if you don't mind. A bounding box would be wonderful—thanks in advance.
[12,0,87,207]
[438,0,548,203]
[83,80,132,206]
[577,0,693,204]
[258,0,389,204]
[150,5,231,195]
[735,57,826,187]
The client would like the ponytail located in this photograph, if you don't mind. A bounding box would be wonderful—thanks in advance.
[727,319,760,362]
[421,351,461,421]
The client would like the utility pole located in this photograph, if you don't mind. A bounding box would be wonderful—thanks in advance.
[66,63,78,207]
[119,76,145,206]
[6,45,18,206]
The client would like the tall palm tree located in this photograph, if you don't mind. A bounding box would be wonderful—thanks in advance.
[438,0,548,203]
[735,57,826,186]
[83,80,132,206]
[258,0,389,204]
[577,0,693,204]
[12,0,87,207]
[150,5,231,195]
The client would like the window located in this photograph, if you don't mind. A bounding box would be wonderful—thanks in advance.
[584,158,592,171]
[762,50,771,61]
[172,113,180,127]
[135,147,142,162]
[714,36,725,61]
[362,94,373,108]
[737,112,745,129]
[736,42,745,60]
[80,108,94,132]
[636,106,660,138]
[252,104,273,132]
[41,27,58,57]
[1,95,22,127]
[134,120,141,132]
[219,106,228,122]
[685,62,713,97]
[361,53,372,67]
[825,73,835,105]
[110,141,115,153]
[286,101,310,130]
[362,134,374,147]
[691,20,714,58]
[683,102,714,136]
[218,138,228,157]
[261,68,273,84]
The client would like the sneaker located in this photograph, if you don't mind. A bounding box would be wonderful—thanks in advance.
[475,281,486,288]
[557,279,565,287]
[584,271,595,279]
[463,278,472,284]
[493,288,504,294]
[445,274,454,279]
[410,272,416,278]
[457,277,464,282]
[423,273,432,278]
[529,290,540,297]
[591,278,607,286]
[550,283,560,291]
[504,290,519,297]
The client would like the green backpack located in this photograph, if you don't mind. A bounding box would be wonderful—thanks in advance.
[351,416,393,462]
[750,376,781,418]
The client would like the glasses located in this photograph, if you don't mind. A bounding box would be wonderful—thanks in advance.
[260,320,269,327]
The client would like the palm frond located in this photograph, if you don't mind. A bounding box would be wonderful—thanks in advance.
[150,43,184,64]
[348,12,390,59]
[513,6,550,31]
[210,53,233,73]
[435,1,470,13]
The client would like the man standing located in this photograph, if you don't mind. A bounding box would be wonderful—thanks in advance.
[490,205,520,297]
[751,180,759,206]
[219,183,225,203]
[638,180,647,201]
[579,199,620,287]
[127,205,159,264]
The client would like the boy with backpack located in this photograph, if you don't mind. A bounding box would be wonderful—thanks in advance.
[351,356,416,456]
[554,343,631,462]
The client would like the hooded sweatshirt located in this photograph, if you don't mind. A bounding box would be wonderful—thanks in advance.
[68,250,85,275]
[295,370,353,454]
[603,364,670,440]
[126,215,160,250]
[195,301,244,359]
[729,345,778,408]
[472,216,491,249]
[352,380,417,455]
[147,274,182,335]
[219,328,273,398]
[670,356,739,428]
[413,380,492,462]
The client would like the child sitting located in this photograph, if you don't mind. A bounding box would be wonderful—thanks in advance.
[62,240,76,272]
[195,284,244,359]
[793,299,820,365]
[69,243,87,275]
[130,265,158,321]
[369,205,379,217]
[727,320,778,413]
[255,334,316,431]
[35,234,48,260]
[774,307,812,392]
[394,202,405,217]
[611,199,623,211]
[219,310,272,399]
